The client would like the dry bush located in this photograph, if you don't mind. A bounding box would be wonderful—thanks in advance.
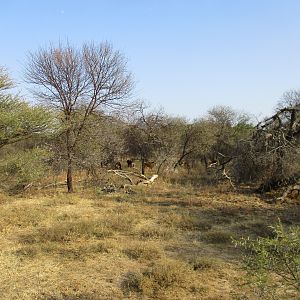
[201,229,233,244]
[122,259,199,298]
[14,244,40,258]
[189,256,221,271]
[123,242,163,261]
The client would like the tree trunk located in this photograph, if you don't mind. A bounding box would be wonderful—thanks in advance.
[141,157,145,175]
[156,158,167,174]
[67,154,73,193]
[66,127,74,193]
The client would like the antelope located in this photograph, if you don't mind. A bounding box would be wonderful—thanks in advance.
[114,161,122,170]
[144,161,155,170]
[127,159,134,168]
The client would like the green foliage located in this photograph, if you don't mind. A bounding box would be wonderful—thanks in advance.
[235,222,300,299]
[0,148,50,186]
[0,97,52,148]
[0,67,52,149]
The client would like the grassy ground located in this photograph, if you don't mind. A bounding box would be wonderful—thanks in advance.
[0,178,299,300]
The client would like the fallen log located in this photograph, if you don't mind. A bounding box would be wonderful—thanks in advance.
[107,169,158,186]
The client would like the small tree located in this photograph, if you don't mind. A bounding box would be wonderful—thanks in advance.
[235,222,300,299]
[26,42,134,192]
[123,105,177,175]
[0,67,51,149]
[0,148,51,190]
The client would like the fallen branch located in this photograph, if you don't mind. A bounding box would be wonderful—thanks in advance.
[137,174,159,185]
[107,170,134,184]
[277,184,300,203]
[222,168,236,190]
[108,170,158,186]
[42,182,67,188]
[23,183,33,191]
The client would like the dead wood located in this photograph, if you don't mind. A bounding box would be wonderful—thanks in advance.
[107,169,158,187]
[277,183,300,203]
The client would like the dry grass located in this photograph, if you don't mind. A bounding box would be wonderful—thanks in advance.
[0,179,298,299]
[201,229,233,244]
[122,258,205,299]
[123,241,164,260]
[189,255,222,271]
[137,224,175,240]
[160,211,212,231]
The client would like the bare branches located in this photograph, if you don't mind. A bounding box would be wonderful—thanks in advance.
[25,41,134,192]
[25,42,134,123]
[82,43,133,112]
[0,67,14,91]
[207,152,236,190]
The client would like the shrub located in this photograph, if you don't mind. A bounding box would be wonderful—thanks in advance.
[0,148,51,190]
[201,229,232,244]
[123,242,163,260]
[235,222,300,299]
[122,259,194,297]
[189,256,220,271]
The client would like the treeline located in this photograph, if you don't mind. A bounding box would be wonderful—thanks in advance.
[1,41,300,194]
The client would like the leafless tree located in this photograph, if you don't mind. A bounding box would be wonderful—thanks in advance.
[0,67,13,91]
[253,102,300,193]
[25,42,134,192]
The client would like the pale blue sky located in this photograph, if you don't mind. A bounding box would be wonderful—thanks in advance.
[2,0,300,119]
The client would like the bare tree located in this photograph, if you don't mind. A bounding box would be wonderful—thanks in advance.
[26,42,134,192]
[253,102,300,193]
[277,89,300,110]
[0,67,13,91]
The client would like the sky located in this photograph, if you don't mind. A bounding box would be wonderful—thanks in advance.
[2,0,300,120]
